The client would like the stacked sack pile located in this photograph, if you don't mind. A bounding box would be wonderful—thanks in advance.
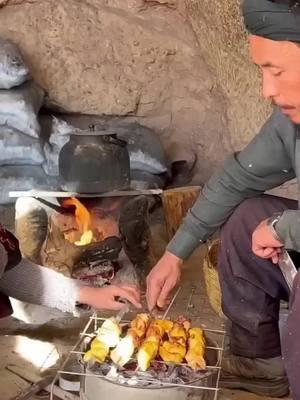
[0,38,58,204]
[0,37,193,203]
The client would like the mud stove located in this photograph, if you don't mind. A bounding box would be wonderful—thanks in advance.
[8,124,224,400]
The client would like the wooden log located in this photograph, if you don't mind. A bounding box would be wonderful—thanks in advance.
[161,186,201,241]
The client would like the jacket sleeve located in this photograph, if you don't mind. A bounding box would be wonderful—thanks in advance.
[167,109,296,260]
[275,211,300,251]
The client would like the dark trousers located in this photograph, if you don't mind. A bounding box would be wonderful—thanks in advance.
[218,195,300,396]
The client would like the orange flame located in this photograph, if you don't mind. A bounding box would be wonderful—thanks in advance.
[62,198,93,246]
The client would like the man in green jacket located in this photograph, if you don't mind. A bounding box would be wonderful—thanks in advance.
[146,0,300,397]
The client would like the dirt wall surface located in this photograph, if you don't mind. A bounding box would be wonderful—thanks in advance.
[0,0,287,189]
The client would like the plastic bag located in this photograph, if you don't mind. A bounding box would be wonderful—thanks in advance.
[0,165,59,204]
[42,117,76,176]
[117,123,169,174]
[0,81,44,138]
[0,38,29,89]
[0,126,44,165]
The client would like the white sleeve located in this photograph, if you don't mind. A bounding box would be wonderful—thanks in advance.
[0,257,83,313]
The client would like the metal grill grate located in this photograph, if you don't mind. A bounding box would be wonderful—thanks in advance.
[50,291,226,400]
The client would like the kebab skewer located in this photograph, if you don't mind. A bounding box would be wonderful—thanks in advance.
[159,317,190,364]
[110,313,151,367]
[84,317,122,363]
[185,327,206,370]
[137,319,174,371]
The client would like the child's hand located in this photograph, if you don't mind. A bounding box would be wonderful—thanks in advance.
[78,285,142,311]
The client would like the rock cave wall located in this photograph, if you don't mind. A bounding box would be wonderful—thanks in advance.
[0,0,296,197]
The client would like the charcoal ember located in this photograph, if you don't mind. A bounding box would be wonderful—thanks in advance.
[78,236,122,264]
[179,365,196,377]
[156,364,178,383]
[177,365,211,383]
[72,261,116,286]
[151,361,168,373]
[123,361,138,371]
[89,361,112,375]
[166,366,186,384]
[73,237,123,286]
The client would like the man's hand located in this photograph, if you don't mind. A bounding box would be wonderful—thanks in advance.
[252,219,284,263]
[79,285,142,311]
[146,251,183,311]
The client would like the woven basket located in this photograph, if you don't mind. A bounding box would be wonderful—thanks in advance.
[203,239,223,317]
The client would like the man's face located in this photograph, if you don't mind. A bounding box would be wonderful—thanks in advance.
[250,35,300,123]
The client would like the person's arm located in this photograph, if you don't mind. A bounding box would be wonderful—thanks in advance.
[167,108,296,260]
[0,258,141,313]
[0,258,83,313]
[146,108,297,310]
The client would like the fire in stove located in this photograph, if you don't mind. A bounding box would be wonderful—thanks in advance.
[59,197,121,247]
[23,194,154,291]
[62,198,93,246]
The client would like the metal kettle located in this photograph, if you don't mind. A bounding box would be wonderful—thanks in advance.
[58,125,130,193]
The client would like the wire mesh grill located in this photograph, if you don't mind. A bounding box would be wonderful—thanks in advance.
[50,292,226,400]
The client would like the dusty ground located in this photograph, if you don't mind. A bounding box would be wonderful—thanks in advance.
[0,206,292,400]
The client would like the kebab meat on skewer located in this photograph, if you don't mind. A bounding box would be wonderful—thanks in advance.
[111,313,151,367]
[137,319,174,371]
[185,327,206,370]
[159,317,190,364]
[84,317,121,363]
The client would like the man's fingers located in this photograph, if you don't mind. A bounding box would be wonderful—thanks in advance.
[262,247,277,258]
[253,243,278,259]
[157,279,176,308]
[146,275,163,311]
